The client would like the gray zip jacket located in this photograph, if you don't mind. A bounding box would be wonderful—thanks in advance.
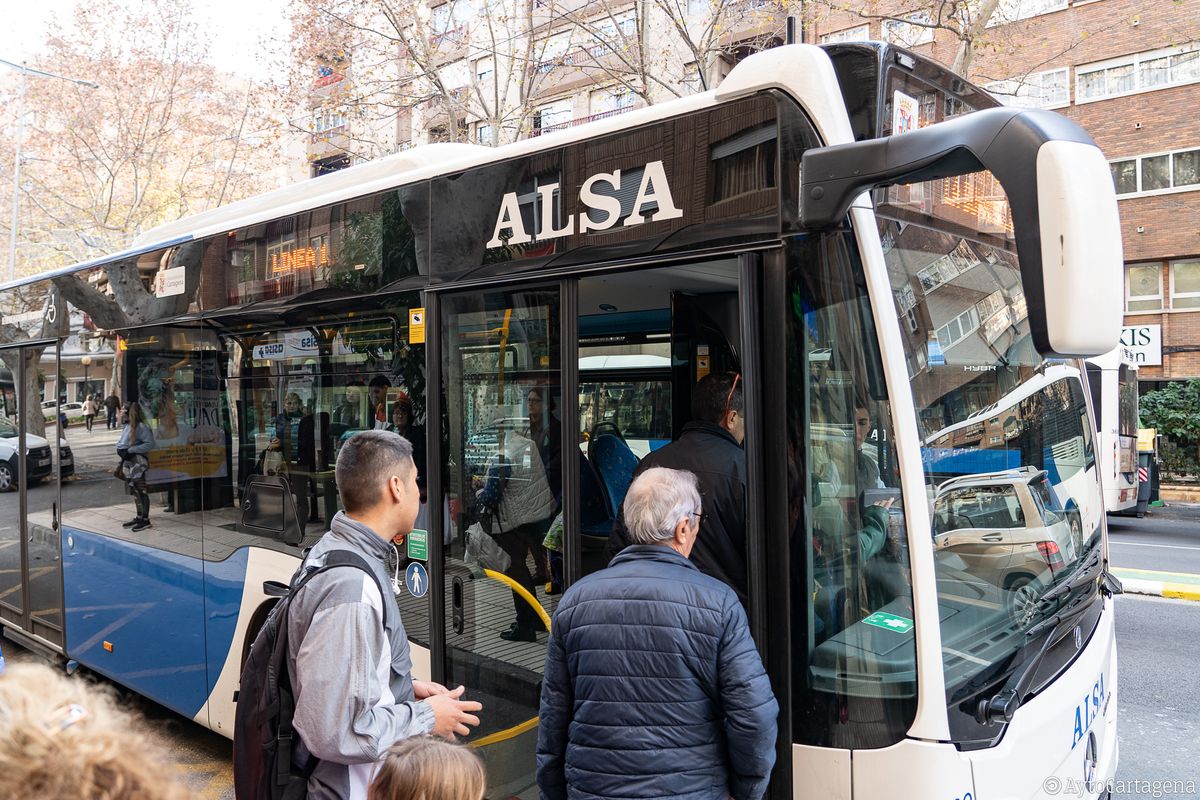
[286,512,435,800]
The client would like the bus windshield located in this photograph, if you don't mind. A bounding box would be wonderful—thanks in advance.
[881,168,1101,744]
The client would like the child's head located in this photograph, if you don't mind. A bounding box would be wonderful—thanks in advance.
[369,736,485,800]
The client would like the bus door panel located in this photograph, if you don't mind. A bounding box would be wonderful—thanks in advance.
[669,291,740,439]
[0,340,65,650]
[436,284,562,797]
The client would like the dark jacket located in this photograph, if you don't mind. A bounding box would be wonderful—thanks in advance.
[609,421,748,602]
[536,545,778,800]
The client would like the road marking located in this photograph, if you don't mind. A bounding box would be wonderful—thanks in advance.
[1109,541,1200,551]
[1112,566,1200,580]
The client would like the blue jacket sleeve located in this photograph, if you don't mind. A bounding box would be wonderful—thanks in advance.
[128,423,156,455]
[536,613,571,800]
[718,596,779,800]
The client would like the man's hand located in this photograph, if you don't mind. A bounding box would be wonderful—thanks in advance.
[412,680,450,699]
[423,685,483,740]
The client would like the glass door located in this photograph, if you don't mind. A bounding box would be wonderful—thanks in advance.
[0,341,64,648]
[437,285,561,798]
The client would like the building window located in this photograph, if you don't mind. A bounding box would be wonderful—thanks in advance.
[987,0,1068,26]
[935,306,980,350]
[882,13,934,47]
[985,68,1069,108]
[1126,264,1163,312]
[1109,148,1200,196]
[475,57,494,85]
[534,99,572,131]
[476,123,495,145]
[820,24,869,44]
[589,87,635,117]
[313,108,347,133]
[1171,260,1200,309]
[1077,44,1200,103]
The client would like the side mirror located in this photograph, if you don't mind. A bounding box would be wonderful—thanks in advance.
[801,107,1122,358]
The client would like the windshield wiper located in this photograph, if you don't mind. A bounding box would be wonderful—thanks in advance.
[975,589,1097,726]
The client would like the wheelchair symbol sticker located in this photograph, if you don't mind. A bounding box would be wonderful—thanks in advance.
[405,562,428,598]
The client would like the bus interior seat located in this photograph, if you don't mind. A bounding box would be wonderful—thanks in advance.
[589,433,639,519]
[239,474,306,546]
[589,420,625,442]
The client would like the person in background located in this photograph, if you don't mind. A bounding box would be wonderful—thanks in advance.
[104,391,120,429]
[117,402,156,533]
[368,737,485,800]
[0,661,192,800]
[82,394,97,432]
[608,372,749,604]
[369,375,392,428]
[334,380,367,429]
[384,393,425,499]
[538,467,777,800]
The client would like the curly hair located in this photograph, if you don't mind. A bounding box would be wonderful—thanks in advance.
[0,662,191,800]
[368,736,485,800]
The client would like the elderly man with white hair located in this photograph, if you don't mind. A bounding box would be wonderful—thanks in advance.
[536,467,778,800]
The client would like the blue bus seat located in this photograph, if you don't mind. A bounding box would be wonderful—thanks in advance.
[589,434,639,519]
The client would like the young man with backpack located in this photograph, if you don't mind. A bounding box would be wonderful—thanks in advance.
[235,430,482,800]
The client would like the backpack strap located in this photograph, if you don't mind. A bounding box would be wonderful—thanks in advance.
[275,548,394,787]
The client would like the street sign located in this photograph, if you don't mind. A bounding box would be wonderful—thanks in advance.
[405,562,428,598]
[863,611,914,634]
[407,528,428,561]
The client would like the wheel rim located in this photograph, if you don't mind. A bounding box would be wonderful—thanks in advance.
[1009,580,1039,627]
[0,466,12,492]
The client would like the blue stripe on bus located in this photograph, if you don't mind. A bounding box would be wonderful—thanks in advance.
[922,446,1065,484]
[62,527,249,720]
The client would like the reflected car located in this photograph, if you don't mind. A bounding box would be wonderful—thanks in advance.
[41,402,86,425]
[0,419,74,491]
[464,417,529,477]
[932,467,1078,626]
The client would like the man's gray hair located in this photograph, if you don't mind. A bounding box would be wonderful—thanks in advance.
[622,467,701,545]
[335,430,414,513]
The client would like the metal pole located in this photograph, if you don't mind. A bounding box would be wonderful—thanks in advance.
[8,69,26,283]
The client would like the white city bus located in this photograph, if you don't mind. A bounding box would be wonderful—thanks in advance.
[1086,348,1140,514]
[0,43,1124,799]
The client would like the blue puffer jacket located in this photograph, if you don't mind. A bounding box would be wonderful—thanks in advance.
[536,545,778,800]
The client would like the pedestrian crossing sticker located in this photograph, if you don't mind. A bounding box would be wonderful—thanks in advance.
[863,611,913,634]
[405,562,428,598]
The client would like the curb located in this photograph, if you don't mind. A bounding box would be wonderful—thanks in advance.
[1118,577,1200,602]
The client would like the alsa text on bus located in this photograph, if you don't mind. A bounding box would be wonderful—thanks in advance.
[487,160,684,248]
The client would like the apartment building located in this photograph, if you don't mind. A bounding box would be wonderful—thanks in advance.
[300,0,785,170]
[814,0,1200,385]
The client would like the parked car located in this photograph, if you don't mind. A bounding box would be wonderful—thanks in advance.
[40,401,86,426]
[0,419,74,491]
[932,467,1079,627]
[464,417,530,477]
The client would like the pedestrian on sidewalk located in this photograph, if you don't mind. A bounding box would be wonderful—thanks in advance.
[82,394,97,432]
[537,466,778,800]
[117,402,155,533]
[104,391,120,429]
[368,737,485,800]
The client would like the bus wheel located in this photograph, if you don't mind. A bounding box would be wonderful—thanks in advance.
[1006,576,1040,628]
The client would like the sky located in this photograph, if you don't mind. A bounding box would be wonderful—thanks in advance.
[3,0,293,82]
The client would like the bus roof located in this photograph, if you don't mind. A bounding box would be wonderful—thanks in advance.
[3,43,862,294]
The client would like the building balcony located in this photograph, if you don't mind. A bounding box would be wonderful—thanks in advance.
[531,104,636,136]
[529,42,638,96]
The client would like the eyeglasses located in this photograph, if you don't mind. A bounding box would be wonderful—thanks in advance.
[723,373,742,421]
[689,509,705,523]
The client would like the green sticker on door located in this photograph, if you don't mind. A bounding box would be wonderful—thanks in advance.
[407,529,428,561]
[863,611,913,634]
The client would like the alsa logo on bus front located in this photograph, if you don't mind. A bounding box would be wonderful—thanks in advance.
[1071,671,1108,750]
[487,160,683,248]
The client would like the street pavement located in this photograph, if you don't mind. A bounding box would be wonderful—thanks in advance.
[1112,594,1200,799]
